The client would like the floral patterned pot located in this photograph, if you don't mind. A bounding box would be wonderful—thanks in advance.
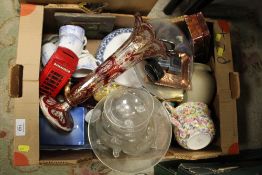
[168,102,215,150]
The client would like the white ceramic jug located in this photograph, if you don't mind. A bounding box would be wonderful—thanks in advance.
[185,63,215,104]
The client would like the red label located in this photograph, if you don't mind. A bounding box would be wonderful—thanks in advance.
[218,20,230,33]
[13,152,29,166]
[228,143,239,155]
[20,4,36,16]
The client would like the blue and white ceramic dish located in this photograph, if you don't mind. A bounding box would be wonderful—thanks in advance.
[96,28,142,88]
[96,28,133,63]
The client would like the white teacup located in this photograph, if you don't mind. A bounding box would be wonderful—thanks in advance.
[41,42,58,66]
[58,25,87,56]
[72,50,100,78]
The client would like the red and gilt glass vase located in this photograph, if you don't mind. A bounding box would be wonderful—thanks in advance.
[40,15,167,132]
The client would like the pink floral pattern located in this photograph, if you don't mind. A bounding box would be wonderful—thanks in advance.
[171,102,215,150]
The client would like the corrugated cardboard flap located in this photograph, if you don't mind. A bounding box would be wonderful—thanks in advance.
[12,80,39,104]
[21,0,157,15]
[212,20,239,155]
[9,64,40,99]
[13,4,44,166]
[13,102,40,166]
[16,4,43,79]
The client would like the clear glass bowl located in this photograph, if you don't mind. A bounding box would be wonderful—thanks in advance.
[88,87,172,173]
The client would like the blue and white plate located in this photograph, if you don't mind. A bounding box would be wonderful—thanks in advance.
[96,28,142,88]
[96,28,133,63]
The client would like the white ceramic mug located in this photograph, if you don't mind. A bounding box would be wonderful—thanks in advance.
[165,102,215,150]
[41,42,58,66]
[59,25,85,42]
[73,50,100,78]
[58,35,87,56]
[58,25,87,56]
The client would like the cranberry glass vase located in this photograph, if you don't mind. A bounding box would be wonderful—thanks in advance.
[40,15,167,132]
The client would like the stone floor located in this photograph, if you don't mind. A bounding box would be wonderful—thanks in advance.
[1,0,262,174]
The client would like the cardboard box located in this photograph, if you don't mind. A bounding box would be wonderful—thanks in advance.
[20,0,158,15]
[9,3,240,166]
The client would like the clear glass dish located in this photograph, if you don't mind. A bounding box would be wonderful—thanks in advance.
[88,87,172,173]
